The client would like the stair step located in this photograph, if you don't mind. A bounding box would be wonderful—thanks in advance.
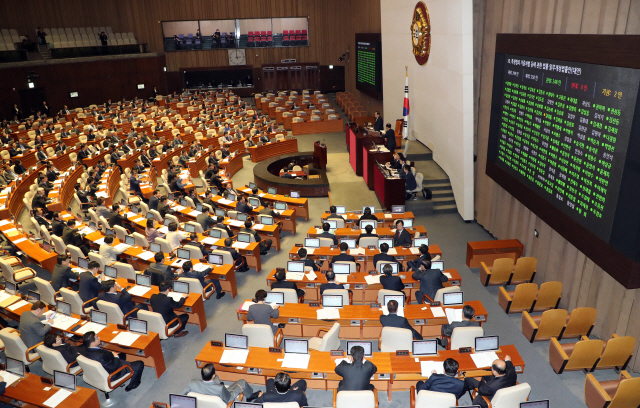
[433,204,458,214]
[423,183,450,191]
[431,189,453,197]
[422,178,450,185]
[432,197,456,206]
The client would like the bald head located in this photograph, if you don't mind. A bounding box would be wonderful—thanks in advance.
[491,359,507,376]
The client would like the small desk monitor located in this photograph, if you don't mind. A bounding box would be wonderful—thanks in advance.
[5,282,16,295]
[248,198,261,208]
[56,300,72,316]
[6,357,24,378]
[163,218,172,226]
[128,318,148,335]
[237,213,248,222]
[383,294,405,309]
[169,394,197,408]
[378,238,394,249]
[340,238,356,249]
[412,340,438,356]
[520,402,549,408]
[360,220,377,230]
[304,238,320,248]
[267,187,277,195]
[334,206,346,215]
[173,281,190,295]
[27,290,40,303]
[146,212,155,219]
[215,209,226,217]
[290,191,300,198]
[362,206,375,214]
[149,243,161,253]
[325,219,337,230]
[275,202,286,211]
[208,254,223,265]
[332,263,350,275]
[54,370,77,392]
[283,339,309,354]
[226,192,236,202]
[431,261,444,271]
[442,292,463,306]
[195,203,204,212]
[180,199,188,207]
[125,236,136,246]
[379,262,398,274]
[136,274,151,287]
[210,229,222,238]
[403,218,414,228]
[225,333,248,349]
[414,237,429,247]
[78,257,89,270]
[177,248,191,260]
[105,228,115,237]
[346,341,373,356]
[184,223,195,233]
[104,265,118,278]
[391,205,405,214]
[322,294,343,308]
[237,232,251,243]
[260,215,274,226]
[475,336,499,352]
[249,182,257,189]
[234,403,263,408]
[287,261,304,272]
[265,291,285,305]
[91,310,108,326]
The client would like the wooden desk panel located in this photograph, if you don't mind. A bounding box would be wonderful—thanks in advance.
[0,373,100,408]
[320,211,415,228]
[466,239,524,268]
[237,186,309,221]
[0,223,57,272]
[248,139,299,163]
[291,118,344,135]
[219,152,244,177]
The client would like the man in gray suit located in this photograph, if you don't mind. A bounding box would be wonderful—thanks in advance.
[19,301,54,348]
[182,363,253,403]
[440,305,480,348]
[412,260,448,304]
[196,208,217,232]
[95,197,110,220]
[247,289,280,334]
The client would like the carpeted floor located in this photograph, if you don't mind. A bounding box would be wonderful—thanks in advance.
[13,125,636,408]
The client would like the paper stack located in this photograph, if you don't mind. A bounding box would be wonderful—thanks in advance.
[364,275,381,285]
[445,308,463,324]
[240,301,255,311]
[430,307,445,317]
[232,242,250,249]
[470,352,499,368]
[114,243,131,252]
[305,271,318,281]
[281,353,311,369]
[286,272,305,281]
[128,285,151,296]
[316,308,341,320]
[138,251,155,261]
[409,247,420,255]
[220,349,250,364]
[111,332,141,346]
[420,361,445,377]
[200,237,218,245]
[334,275,348,284]
[75,322,107,335]
[193,263,210,272]
[43,388,72,408]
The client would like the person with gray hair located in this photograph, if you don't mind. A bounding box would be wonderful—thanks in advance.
[182,363,253,403]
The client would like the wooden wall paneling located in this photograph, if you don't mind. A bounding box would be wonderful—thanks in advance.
[593,272,616,334]
[557,241,578,308]
[627,1,640,34]
[577,259,596,309]
[602,281,626,337]
[543,230,566,284]
[623,289,640,369]
[566,252,586,310]
[585,264,603,309]
[614,0,632,34]
[615,288,636,336]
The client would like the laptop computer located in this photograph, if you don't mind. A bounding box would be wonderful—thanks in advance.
[304,238,320,248]
[475,336,499,353]
[237,232,251,243]
[322,294,343,308]
[56,300,72,316]
[283,339,309,354]
[173,281,190,295]
[54,370,77,392]
[265,291,285,305]
[346,341,373,356]
[412,339,438,356]
[267,187,277,195]
[287,261,305,272]
[442,292,463,306]
[334,206,346,215]
[225,333,248,349]
[339,239,356,249]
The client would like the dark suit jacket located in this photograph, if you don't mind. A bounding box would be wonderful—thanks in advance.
[373,116,383,132]
[441,319,480,338]
[357,213,378,226]
[330,253,355,268]
[384,129,396,151]
[379,313,422,340]
[335,360,377,391]
[476,361,517,400]
[79,347,126,374]
[78,272,102,303]
[51,220,65,236]
[107,211,125,228]
[148,263,176,281]
[271,280,303,298]
[236,201,252,214]
[219,246,240,261]
[256,387,308,406]
[149,293,185,324]
[318,231,338,245]
[380,275,405,292]
[356,232,379,246]
[302,258,319,271]
[98,290,136,315]
[129,176,142,196]
[51,264,78,291]
[412,268,448,301]
[393,229,412,247]
[62,226,83,247]
[319,282,345,295]
[373,253,403,271]
[420,374,465,399]
[53,343,79,364]
[148,195,159,211]
[32,194,48,210]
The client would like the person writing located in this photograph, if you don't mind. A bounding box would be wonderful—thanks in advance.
[19,301,54,348]
[379,299,422,340]
[440,305,479,348]
[412,260,448,304]
[149,281,189,338]
[247,289,280,334]
[416,358,465,399]
[335,345,377,391]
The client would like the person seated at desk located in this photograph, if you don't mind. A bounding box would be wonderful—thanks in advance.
[280,168,295,179]
[241,220,272,255]
[203,162,219,181]
[19,301,54,348]
[407,244,439,270]
[99,235,127,264]
[180,260,226,299]
[393,220,412,247]
[107,204,126,228]
[357,207,378,227]
[31,187,49,213]
[380,264,405,294]
[150,281,189,338]
[271,269,305,299]
[51,212,65,237]
[93,197,109,221]
[45,163,58,182]
[185,233,209,258]
[43,333,79,367]
[356,224,378,246]
[187,188,201,206]
[62,219,90,256]
[318,222,338,245]
[149,252,176,281]
[178,150,190,168]
[8,142,21,158]
[236,195,253,214]
[54,139,67,155]
[412,260,448,304]
[13,159,26,175]
[374,242,403,271]
[166,222,183,252]
[145,219,165,244]
[97,279,140,317]
[162,140,172,153]
[259,201,278,218]
[33,208,52,231]
[403,164,418,199]
[258,132,270,144]
[297,247,319,272]
[51,255,78,292]
[222,132,233,143]
[79,262,102,307]
[320,270,351,295]
[215,218,235,239]
[416,358,465,399]
[182,363,253,403]
[440,305,479,348]
[247,289,280,334]
[196,207,217,232]
[326,205,345,222]
[79,331,145,391]
[329,242,355,269]
[380,299,422,340]
[158,196,171,218]
[250,372,308,406]
[464,356,517,408]
[220,146,231,159]
[335,345,377,391]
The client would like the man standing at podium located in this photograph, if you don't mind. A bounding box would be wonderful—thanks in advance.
[383,123,396,152]
[373,111,383,132]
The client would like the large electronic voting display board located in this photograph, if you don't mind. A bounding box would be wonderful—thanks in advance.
[486,35,640,289]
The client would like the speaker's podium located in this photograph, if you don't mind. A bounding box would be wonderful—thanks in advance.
[313,141,327,169]
[373,161,406,208]
[346,123,385,176]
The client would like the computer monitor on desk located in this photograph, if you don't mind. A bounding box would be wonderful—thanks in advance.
[169,394,197,408]
[237,232,251,243]
[325,220,337,230]
[129,318,148,335]
[334,206,346,215]
[275,202,287,211]
[283,339,309,354]
[56,300,72,316]
[265,291,285,305]
[104,265,118,278]
[287,261,304,272]
[237,213,248,222]
[248,198,261,208]
[403,218,413,228]
[360,220,377,230]
[475,336,499,352]
[184,223,195,233]
[378,238,393,249]
[78,257,89,270]
[383,294,405,308]
[412,340,438,356]
[208,254,223,265]
[322,294,343,308]
[340,239,356,249]
[177,248,191,260]
[431,261,444,271]
[215,209,226,217]
[290,191,300,199]
[149,243,161,253]
[332,263,350,275]
[91,310,107,326]
[6,357,24,378]
[136,274,151,287]
[173,281,189,295]
[225,333,248,350]
[249,182,257,189]
[392,205,405,214]
[442,291,463,306]
[304,238,320,248]
[54,370,77,392]
[346,341,372,356]
[414,237,429,247]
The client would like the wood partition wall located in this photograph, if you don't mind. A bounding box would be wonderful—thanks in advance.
[474,0,640,372]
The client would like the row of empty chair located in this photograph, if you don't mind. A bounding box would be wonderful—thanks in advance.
[49,32,137,48]
[0,29,22,51]
[336,91,370,122]
[39,26,113,36]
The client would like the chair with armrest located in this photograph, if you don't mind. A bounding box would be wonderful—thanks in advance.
[318,237,334,247]
[560,307,597,340]
[66,244,85,265]
[498,282,538,314]
[531,281,562,312]
[183,244,204,260]
[178,277,215,300]
[33,277,61,305]
[595,334,635,371]
[132,232,148,248]
[186,392,234,408]
[113,262,136,281]
[447,326,484,351]
[96,300,138,326]
[272,288,303,304]
[242,323,284,348]
[99,216,109,234]
[323,289,352,305]
[51,235,68,256]
[40,225,52,244]
[549,336,604,374]
[155,237,173,254]
[36,344,82,376]
[0,328,40,369]
[88,252,107,271]
[76,354,133,408]
[584,370,640,408]
[379,327,413,352]
[479,258,514,286]
[137,309,181,340]
[375,261,396,274]
[422,286,460,304]
[334,389,378,408]
[521,308,568,342]
[0,258,36,285]
[309,322,340,351]
[509,256,537,284]
[359,237,378,248]
[377,289,408,305]
[409,387,457,408]
[471,382,531,408]
[186,221,204,234]
[60,288,95,316]
[114,225,128,241]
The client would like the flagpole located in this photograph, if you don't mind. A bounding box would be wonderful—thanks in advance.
[403,66,411,156]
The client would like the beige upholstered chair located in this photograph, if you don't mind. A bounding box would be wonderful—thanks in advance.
[309,322,341,351]
[77,355,133,407]
[242,324,283,348]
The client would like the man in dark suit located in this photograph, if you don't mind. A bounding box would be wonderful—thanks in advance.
[440,305,480,348]
[51,255,78,292]
[335,345,377,391]
[318,222,338,245]
[356,224,378,246]
[196,208,217,232]
[326,206,345,222]
[357,207,378,227]
[51,212,65,236]
[319,271,347,295]
[297,248,319,271]
[404,164,417,196]
[79,262,103,308]
[35,146,48,162]
[129,169,143,198]
[380,299,422,340]
[215,218,235,239]
[33,208,52,230]
[203,163,218,181]
[241,220,272,255]
[373,111,383,132]
[464,356,517,408]
[62,219,89,255]
[383,123,396,152]
[149,281,189,337]
[158,196,171,218]
[416,358,465,399]
[280,168,295,179]
[79,331,144,392]
[148,190,161,211]
[107,204,126,228]
[32,188,49,213]
[329,242,355,269]
[219,238,245,268]
[43,333,79,366]
[97,280,139,317]
[259,202,278,218]
[251,373,307,406]
[235,195,253,214]
[149,252,176,281]
[180,261,225,299]
[380,264,405,294]
[271,269,304,299]
[407,244,434,270]
[393,220,412,247]
[412,260,448,304]
[374,243,403,271]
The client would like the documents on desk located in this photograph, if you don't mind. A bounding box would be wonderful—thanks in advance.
[228,220,244,227]
[200,237,218,245]
[94,237,105,246]
[128,285,151,297]
[114,243,131,252]
[445,308,463,324]
[282,353,311,369]
[75,322,107,335]
[430,307,445,317]
[306,271,318,281]
[138,251,155,261]
[316,308,340,320]
[364,274,381,285]
[125,211,137,218]
[95,191,109,198]
[384,213,393,219]
[0,291,19,307]
[409,247,420,255]
[193,263,210,272]
[43,388,72,408]
[240,301,255,311]
[171,258,189,267]
[220,349,249,364]
[381,305,404,317]
[167,292,186,302]
[420,361,445,377]
[232,242,250,249]
[253,224,264,230]
[173,205,186,211]
[303,247,315,255]
[189,210,202,216]
[13,237,27,244]
[111,331,141,346]
[387,248,398,255]
[7,299,29,311]
[0,220,9,227]
[349,248,366,256]
[443,272,453,279]
[470,351,499,368]
[286,272,305,281]
[0,371,20,387]
[334,275,348,284]
[79,226,95,235]
[217,198,233,205]
[48,314,80,331]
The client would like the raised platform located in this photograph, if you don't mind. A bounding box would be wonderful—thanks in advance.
[252,151,329,197]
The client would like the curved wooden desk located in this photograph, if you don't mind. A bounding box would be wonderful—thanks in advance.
[248,138,299,163]
[253,152,329,197]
